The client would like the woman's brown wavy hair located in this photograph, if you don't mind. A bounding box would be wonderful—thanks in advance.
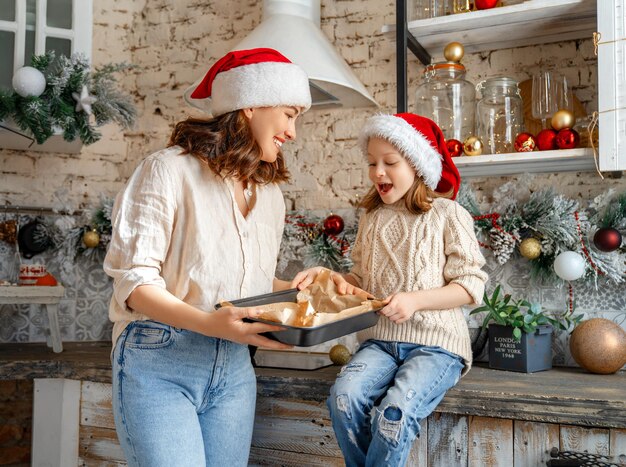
[168,110,290,184]
[360,176,453,215]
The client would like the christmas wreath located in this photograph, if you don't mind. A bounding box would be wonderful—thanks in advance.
[0,52,136,145]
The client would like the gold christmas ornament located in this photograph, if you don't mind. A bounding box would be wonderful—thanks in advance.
[444,42,465,62]
[519,238,542,260]
[551,109,575,131]
[82,229,100,248]
[463,136,483,156]
[329,344,352,366]
[569,318,626,374]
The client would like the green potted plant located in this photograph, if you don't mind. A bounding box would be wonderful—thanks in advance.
[470,285,575,373]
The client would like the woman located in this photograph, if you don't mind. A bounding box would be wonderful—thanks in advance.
[103,48,311,467]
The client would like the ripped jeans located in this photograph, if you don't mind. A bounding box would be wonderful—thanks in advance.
[327,340,464,467]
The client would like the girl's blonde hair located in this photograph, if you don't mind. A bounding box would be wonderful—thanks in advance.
[360,173,453,214]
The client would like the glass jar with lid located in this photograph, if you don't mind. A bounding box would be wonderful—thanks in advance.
[415,61,476,142]
[475,77,524,155]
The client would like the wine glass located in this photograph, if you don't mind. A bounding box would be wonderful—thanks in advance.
[532,71,559,129]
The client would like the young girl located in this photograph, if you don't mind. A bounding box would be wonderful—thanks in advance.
[104,48,310,466]
[292,113,488,467]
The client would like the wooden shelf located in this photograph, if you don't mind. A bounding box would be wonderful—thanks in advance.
[454,148,596,177]
[0,122,82,154]
[383,0,597,56]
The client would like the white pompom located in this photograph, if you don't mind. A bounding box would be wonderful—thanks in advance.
[553,251,586,281]
[12,66,46,97]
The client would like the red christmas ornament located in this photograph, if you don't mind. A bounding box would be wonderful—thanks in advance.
[446,139,463,157]
[555,128,580,150]
[323,214,344,236]
[536,129,558,151]
[475,0,498,9]
[593,227,622,252]
[514,132,536,152]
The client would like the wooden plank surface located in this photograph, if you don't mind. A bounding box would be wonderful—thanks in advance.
[468,416,513,467]
[513,420,559,467]
[81,382,115,430]
[79,425,126,463]
[248,446,344,466]
[560,425,610,456]
[609,428,626,458]
[406,419,428,467]
[427,412,468,467]
[1,342,624,429]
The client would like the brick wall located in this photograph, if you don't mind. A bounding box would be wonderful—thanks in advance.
[1,1,623,211]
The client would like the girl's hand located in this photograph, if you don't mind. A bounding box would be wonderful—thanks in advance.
[212,306,293,350]
[379,292,419,324]
[330,272,373,299]
[290,266,325,290]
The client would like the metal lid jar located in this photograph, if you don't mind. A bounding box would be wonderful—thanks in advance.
[475,77,524,155]
[415,61,476,143]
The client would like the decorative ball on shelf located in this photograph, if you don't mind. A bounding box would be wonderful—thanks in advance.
[12,66,46,97]
[446,138,463,157]
[551,109,575,131]
[463,136,483,156]
[553,251,586,281]
[82,229,100,248]
[593,227,622,253]
[443,42,465,63]
[35,273,58,287]
[569,318,626,374]
[519,238,542,260]
[536,129,558,151]
[555,128,580,150]
[514,132,536,152]
[323,214,345,236]
[329,344,352,366]
[475,0,499,9]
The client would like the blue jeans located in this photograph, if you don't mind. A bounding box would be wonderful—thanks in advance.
[111,320,257,467]
[327,340,464,467]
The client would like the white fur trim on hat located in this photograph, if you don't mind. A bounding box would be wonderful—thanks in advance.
[358,114,443,190]
[209,61,311,116]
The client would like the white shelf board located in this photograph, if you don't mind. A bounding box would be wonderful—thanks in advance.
[382,0,597,56]
[454,148,597,177]
[0,122,82,154]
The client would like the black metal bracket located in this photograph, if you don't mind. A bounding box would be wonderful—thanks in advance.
[396,0,432,113]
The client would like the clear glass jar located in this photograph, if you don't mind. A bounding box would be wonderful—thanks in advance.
[409,0,451,20]
[415,62,476,142]
[475,77,524,154]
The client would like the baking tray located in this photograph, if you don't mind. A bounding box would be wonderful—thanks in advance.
[215,288,380,346]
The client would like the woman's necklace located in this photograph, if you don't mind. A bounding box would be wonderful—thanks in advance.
[243,181,254,208]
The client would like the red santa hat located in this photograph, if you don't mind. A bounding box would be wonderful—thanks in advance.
[188,48,311,117]
[358,113,461,199]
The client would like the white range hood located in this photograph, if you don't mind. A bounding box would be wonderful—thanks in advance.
[185,0,377,111]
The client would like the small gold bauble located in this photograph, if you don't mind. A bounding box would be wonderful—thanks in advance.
[519,238,542,260]
[329,344,352,366]
[569,318,626,374]
[463,136,483,156]
[444,42,465,62]
[551,109,575,131]
[82,229,100,248]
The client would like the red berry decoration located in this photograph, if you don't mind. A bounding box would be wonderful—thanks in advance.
[446,139,463,158]
[536,129,558,151]
[514,132,536,152]
[475,0,498,9]
[593,227,622,252]
[555,128,580,150]
[323,214,344,236]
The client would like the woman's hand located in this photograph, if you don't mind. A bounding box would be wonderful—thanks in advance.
[211,306,293,350]
[379,292,419,324]
[290,266,325,290]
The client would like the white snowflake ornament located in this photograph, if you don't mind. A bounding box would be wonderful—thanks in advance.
[72,85,97,115]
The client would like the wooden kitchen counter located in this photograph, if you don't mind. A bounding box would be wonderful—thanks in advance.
[1,341,624,429]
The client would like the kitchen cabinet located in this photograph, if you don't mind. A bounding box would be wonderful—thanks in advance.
[385,0,626,175]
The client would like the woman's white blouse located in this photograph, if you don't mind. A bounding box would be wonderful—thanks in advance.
[103,146,285,346]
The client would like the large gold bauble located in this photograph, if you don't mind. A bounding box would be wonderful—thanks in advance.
[519,238,542,260]
[463,136,483,156]
[551,109,575,131]
[569,318,626,374]
[444,42,465,62]
[82,229,100,248]
[329,344,352,366]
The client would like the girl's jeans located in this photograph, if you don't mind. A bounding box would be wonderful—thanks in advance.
[111,320,256,467]
[327,340,464,467]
